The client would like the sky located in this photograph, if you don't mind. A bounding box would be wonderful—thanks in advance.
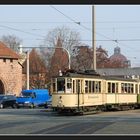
[0,5,140,67]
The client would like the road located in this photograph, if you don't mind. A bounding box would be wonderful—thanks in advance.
[0,108,140,135]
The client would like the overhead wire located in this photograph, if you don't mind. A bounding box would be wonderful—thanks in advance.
[0,25,46,38]
[49,5,139,52]
[0,5,139,55]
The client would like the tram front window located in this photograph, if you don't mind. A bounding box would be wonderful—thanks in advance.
[57,78,65,93]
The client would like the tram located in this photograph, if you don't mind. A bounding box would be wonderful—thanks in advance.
[50,70,140,114]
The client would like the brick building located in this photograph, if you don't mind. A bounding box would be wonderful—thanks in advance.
[0,42,22,96]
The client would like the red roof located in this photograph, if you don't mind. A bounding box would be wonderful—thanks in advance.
[0,41,19,59]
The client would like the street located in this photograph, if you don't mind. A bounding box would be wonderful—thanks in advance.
[0,108,140,135]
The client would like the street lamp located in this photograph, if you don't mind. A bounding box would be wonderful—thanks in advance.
[55,47,71,70]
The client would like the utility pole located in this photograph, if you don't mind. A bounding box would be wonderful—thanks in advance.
[91,5,96,71]
[26,51,29,90]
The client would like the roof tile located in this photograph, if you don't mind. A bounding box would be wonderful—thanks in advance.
[0,41,19,59]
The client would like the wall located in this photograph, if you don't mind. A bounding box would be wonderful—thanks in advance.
[0,59,22,96]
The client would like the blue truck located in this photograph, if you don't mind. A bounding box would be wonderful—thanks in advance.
[16,89,51,108]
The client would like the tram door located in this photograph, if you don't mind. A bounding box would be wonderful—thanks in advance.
[76,79,84,107]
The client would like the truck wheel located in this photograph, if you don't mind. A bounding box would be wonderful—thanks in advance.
[12,104,18,109]
[44,103,48,108]
[0,104,4,109]
[17,105,20,109]
[30,103,34,108]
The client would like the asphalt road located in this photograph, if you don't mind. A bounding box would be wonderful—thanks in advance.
[1,108,140,135]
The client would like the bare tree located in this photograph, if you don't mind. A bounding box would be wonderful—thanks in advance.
[71,45,92,71]
[41,25,81,54]
[39,25,82,79]
[40,25,81,64]
[0,34,22,53]
[96,45,110,68]
[71,45,111,71]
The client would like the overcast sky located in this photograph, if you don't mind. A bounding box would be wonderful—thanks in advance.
[0,5,140,67]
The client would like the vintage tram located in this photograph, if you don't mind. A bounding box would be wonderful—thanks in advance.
[50,70,140,114]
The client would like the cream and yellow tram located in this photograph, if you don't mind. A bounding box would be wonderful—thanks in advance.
[51,71,140,114]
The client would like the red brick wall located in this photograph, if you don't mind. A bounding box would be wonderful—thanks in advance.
[0,59,22,96]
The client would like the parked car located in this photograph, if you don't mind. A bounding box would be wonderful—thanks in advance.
[0,95,17,109]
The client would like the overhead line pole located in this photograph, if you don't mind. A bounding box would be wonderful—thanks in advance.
[26,51,29,90]
[92,5,96,71]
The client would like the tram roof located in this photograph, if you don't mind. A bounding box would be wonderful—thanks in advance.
[55,72,138,82]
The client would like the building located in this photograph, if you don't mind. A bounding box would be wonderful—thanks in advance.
[97,67,140,79]
[109,46,131,68]
[0,42,22,96]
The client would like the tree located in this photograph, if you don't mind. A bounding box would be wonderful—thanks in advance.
[49,38,70,77]
[41,25,81,54]
[71,45,92,71]
[71,45,110,71]
[96,45,110,68]
[22,49,48,89]
[39,25,82,78]
[0,34,22,53]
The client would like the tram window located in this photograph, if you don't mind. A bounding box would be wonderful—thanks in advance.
[73,80,75,93]
[52,79,56,92]
[66,78,72,93]
[53,83,56,92]
[135,84,138,94]
[95,82,98,92]
[67,83,71,88]
[108,82,111,93]
[95,81,101,93]
[89,81,92,93]
[121,83,125,93]
[124,83,127,93]
[121,83,134,93]
[85,81,88,93]
[67,78,72,88]
[112,83,115,93]
[57,78,65,92]
[116,83,118,93]
[99,81,101,92]
[131,84,134,93]
[108,82,116,93]
[92,81,95,93]
[128,83,130,93]
[76,80,81,94]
